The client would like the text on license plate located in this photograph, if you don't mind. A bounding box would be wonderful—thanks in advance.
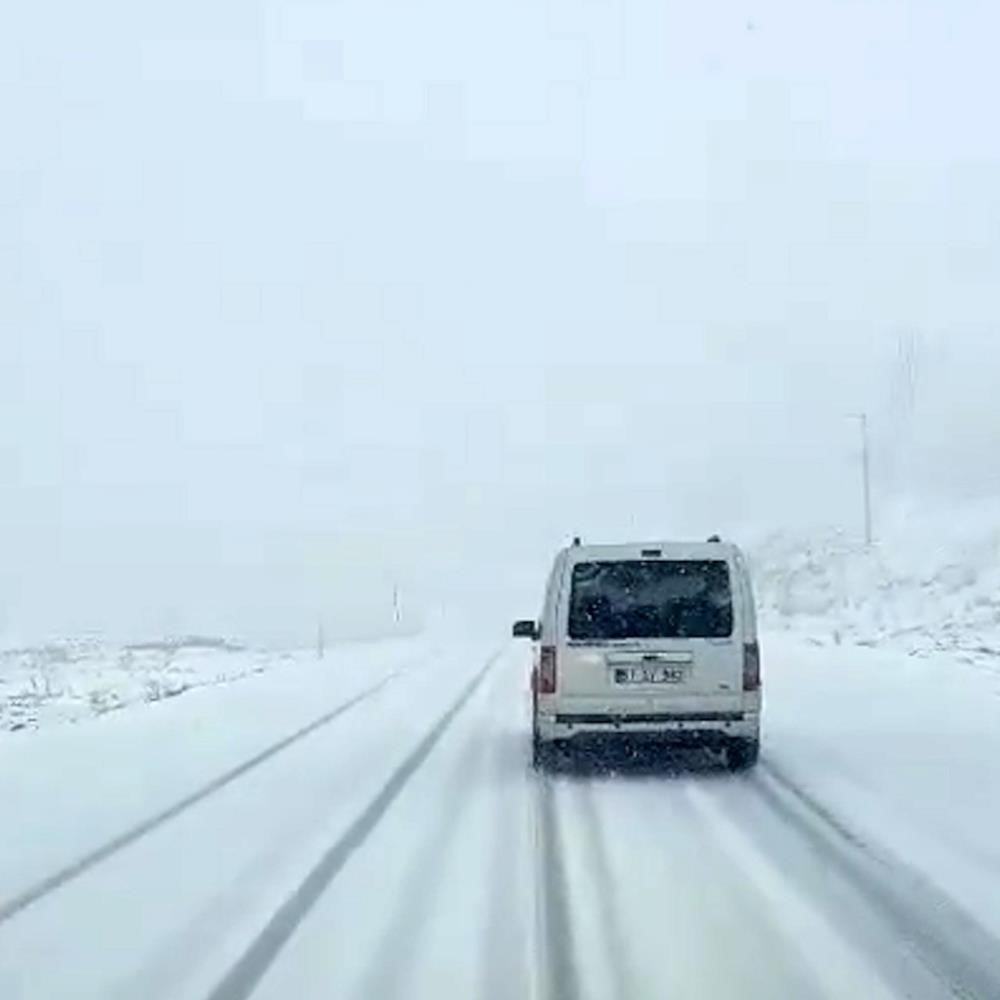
[614,666,685,684]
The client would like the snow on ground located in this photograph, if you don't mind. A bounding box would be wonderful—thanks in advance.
[753,500,1000,942]
[3,512,1000,997]
[752,500,1000,668]
[0,632,502,1000]
[763,630,1000,942]
[2,632,998,999]
[0,631,475,908]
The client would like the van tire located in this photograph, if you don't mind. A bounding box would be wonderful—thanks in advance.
[532,735,547,771]
[532,734,559,772]
[531,738,542,770]
[727,739,759,771]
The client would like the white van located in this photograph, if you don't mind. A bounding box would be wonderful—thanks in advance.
[513,539,761,770]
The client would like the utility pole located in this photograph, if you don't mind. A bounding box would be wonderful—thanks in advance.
[849,413,873,547]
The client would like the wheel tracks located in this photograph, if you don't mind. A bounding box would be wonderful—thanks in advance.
[571,779,638,1000]
[534,773,581,1000]
[202,650,501,1000]
[752,759,1000,1000]
[479,678,533,1000]
[350,667,502,1000]
[0,663,416,926]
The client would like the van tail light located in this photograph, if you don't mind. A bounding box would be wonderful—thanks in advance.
[743,642,761,692]
[538,645,557,694]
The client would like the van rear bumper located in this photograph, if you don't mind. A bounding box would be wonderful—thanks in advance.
[537,710,760,744]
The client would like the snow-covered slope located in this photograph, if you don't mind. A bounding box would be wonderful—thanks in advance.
[753,502,1000,667]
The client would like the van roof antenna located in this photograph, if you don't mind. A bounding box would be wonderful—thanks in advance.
[572,536,582,547]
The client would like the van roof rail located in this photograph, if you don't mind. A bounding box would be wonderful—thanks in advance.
[707,534,721,543]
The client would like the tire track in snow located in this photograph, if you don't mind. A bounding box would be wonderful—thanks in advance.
[535,774,580,1000]
[0,664,413,926]
[753,761,1000,1000]
[106,819,303,1000]
[656,777,833,1000]
[350,679,496,1000]
[572,779,637,1000]
[479,688,532,1000]
[685,780,899,1000]
[203,651,500,1000]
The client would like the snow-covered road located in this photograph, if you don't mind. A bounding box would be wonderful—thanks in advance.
[2,633,999,999]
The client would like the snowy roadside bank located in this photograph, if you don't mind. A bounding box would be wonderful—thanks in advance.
[752,504,1000,669]
[0,631,428,735]
[0,638,311,734]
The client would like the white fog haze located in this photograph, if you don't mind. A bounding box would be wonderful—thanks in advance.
[2,0,999,643]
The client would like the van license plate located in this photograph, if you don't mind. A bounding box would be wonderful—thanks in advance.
[615,667,685,684]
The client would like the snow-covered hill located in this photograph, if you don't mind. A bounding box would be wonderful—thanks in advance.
[753,502,1000,668]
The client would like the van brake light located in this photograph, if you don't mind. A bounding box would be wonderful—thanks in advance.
[743,642,760,692]
[539,646,557,694]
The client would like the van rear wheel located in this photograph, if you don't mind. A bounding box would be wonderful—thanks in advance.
[532,731,560,772]
[727,739,759,771]
[531,735,544,770]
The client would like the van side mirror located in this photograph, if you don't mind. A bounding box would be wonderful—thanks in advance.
[512,620,539,639]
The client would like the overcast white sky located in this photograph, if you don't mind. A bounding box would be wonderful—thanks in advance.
[2,0,999,642]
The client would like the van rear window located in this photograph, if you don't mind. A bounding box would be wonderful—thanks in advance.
[568,560,733,640]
